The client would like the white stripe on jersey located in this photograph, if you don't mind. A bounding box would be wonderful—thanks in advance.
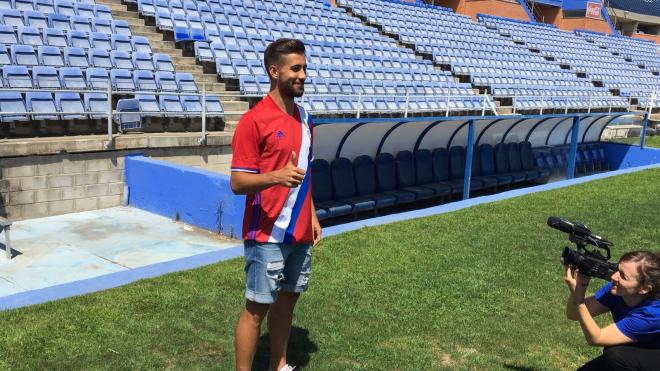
[268,106,311,243]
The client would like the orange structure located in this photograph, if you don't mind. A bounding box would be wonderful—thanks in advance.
[437,0,530,22]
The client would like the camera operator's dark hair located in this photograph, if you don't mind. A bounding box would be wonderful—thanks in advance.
[263,38,306,80]
[620,250,660,299]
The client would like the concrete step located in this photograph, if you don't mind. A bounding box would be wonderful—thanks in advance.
[170,56,200,65]
[95,0,124,5]
[152,47,177,54]
[125,18,147,27]
[130,25,159,34]
[104,3,126,11]
[192,74,218,84]
[222,101,250,111]
[148,40,176,50]
[112,10,140,19]
[175,65,205,73]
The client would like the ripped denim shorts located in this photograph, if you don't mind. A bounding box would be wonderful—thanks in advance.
[243,240,313,304]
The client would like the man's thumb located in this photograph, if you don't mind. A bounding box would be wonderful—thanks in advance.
[289,151,297,165]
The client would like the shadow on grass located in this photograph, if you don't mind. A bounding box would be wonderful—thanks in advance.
[503,364,538,371]
[252,326,318,370]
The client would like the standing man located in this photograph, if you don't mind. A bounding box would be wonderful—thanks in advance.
[230,38,322,371]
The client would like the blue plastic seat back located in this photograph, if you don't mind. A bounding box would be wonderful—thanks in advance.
[353,155,377,196]
[519,141,536,171]
[331,157,357,199]
[507,142,523,172]
[43,27,66,47]
[88,48,111,68]
[479,144,496,176]
[0,92,28,121]
[4,65,33,88]
[375,152,397,192]
[135,94,160,114]
[311,159,333,202]
[11,44,38,66]
[154,53,174,72]
[38,45,63,67]
[180,95,202,112]
[84,92,109,118]
[86,67,109,90]
[59,66,86,89]
[133,51,155,70]
[32,65,60,88]
[64,46,88,67]
[449,146,465,181]
[414,149,433,185]
[26,91,58,120]
[395,150,416,187]
[494,143,510,173]
[431,148,450,182]
[116,98,141,127]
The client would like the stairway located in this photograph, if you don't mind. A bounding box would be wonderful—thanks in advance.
[94,0,249,130]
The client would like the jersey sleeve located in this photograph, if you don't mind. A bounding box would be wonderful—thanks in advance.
[614,307,660,342]
[231,114,260,173]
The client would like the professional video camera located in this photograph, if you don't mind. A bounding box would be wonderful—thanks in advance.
[547,216,618,280]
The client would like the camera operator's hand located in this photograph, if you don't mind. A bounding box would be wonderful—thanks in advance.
[565,265,591,303]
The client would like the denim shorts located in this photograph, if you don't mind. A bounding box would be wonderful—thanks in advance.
[243,240,313,304]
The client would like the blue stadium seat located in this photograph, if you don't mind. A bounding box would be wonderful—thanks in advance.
[215,57,236,78]
[0,9,25,28]
[132,51,155,71]
[115,98,141,128]
[92,18,112,34]
[131,36,152,54]
[448,146,485,191]
[158,94,185,117]
[26,92,59,120]
[111,34,132,52]
[90,32,111,50]
[154,53,174,72]
[134,69,157,91]
[54,92,86,120]
[174,26,192,42]
[135,94,161,116]
[350,155,397,209]
[54,0,76,17]
[95,4,112,20]
[494,143,526,183]
[35,0,55,14]
[18,26,43,47]
[0,25,18,44]
[331,157,377,213]
[67,30,90,49]
[413,149,453,196]
[194,41,214,62]
[203,95,224,116]
[37,45,64,67]
[24,11,48,29]
[375,153,416,204]
[59,66,87,90]
[63,46,88,68]
[310,159,352,220]
[111,69,136,91]
[180,95,202,113]
[110,50,134,70]
[507,142,539,182]
[468,147,499,189]
[42,27,66,47]
[394,150,438,200]
[32,65,61,89]
[86,67,109,90]
[48,13,70,31]
[88,48,111,68]
[70,15,92,33]
[0,44,11,65]
[0,92,29,122]
[155,71,178,92]
[15,0,36,11]
[520,141,550,179]
[84,92,109,119]
[74,2,96,18]
[478,144,513,186]
[138,0,156,17]
[175,72,197,93]
[112,19,132,36]
[156,11,173,31]
[3,65,33,88]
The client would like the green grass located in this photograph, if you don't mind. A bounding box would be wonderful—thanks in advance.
[1,169,659,370]
[644,135,660,148]
[605,135,660,147]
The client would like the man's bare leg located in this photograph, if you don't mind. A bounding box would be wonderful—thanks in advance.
[267,291,300,371]
[235,300,270,371]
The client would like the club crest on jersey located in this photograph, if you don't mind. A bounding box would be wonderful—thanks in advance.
[275,130,285,139]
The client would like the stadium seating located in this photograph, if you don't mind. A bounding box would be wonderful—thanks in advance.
[311,140,604,220]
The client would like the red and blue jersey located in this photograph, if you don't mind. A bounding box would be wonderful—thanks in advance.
[231,95,314,244]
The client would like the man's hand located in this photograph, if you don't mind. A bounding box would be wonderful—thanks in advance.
[273,151,306,188]
[312,216,322,246]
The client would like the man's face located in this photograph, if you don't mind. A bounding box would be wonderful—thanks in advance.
[269,53,307,98]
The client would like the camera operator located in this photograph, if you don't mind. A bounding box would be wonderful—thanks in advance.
[565,250,660,371]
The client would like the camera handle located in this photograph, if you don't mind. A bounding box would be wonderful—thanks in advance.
[569,233,612,260]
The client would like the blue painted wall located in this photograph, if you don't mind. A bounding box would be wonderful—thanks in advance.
[603,143,660,170]
[125,156,245,238]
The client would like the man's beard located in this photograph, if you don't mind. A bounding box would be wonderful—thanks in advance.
[279,80,305,98]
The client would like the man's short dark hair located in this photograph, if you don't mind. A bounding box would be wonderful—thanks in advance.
[263,38,306,75]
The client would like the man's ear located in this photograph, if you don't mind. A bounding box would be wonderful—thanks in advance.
[268,64,278,80]
[639,282,652,296]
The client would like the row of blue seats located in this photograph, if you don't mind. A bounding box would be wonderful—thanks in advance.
[534,144,608,176]
[311,141,549,220]
[0,11,125,36]
[0,29,147,51]
[0,91,225,121]
[0,45,174,71]
[0,66,198,93]
[301,96,488,114]
[513,97,628,109]
[0,0,110,20]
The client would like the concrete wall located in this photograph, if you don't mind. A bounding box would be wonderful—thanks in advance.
[443,0,530,21]
[0,145,233,221]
